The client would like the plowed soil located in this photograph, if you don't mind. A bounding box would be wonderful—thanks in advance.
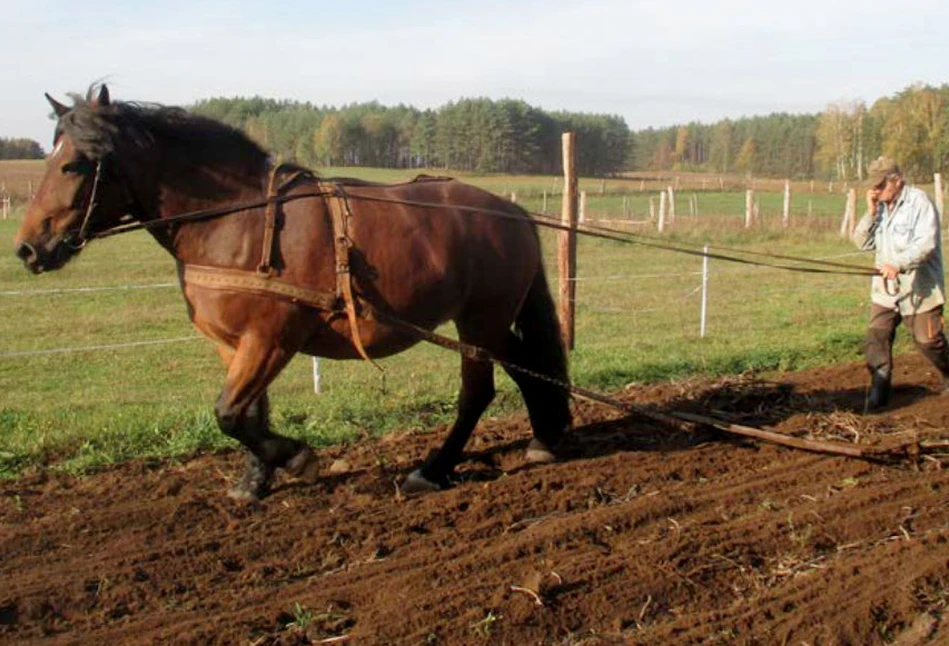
[3,355,949,646]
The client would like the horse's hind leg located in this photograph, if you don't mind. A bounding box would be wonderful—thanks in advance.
[501,331,572,463]
[404,355,495,493]
[215,338,314,501]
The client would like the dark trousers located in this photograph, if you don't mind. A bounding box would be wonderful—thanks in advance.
[866,304,949,380]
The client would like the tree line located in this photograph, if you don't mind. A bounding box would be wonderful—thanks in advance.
[6,83,948,181]
[0,137,44,160]
[631,83,949,182]
[188,97,630,176]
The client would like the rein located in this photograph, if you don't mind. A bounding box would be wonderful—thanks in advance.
[82,180,878,278]
[88,189,333,241]
[352,194,880,278]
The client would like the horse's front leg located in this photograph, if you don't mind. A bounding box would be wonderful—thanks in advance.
[215,337,317,501]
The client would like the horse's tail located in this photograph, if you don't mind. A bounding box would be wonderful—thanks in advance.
[513,263,572,435]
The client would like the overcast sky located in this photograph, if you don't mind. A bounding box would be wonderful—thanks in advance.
[3,0,948,150]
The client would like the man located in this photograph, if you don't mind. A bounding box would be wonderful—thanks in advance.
[852,156,949,410]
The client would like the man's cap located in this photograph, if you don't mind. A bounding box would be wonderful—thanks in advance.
[867,156,901,187]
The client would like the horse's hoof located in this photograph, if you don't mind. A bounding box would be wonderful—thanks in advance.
[401,469,441,496]
[228,457,272,502]
[283,446,320,481]
[227,485,263,504]
[525,439,559,464]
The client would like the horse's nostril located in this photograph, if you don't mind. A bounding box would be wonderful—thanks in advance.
[16,242,37,263]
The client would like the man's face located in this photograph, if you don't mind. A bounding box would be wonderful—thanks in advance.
[872,176,903,205]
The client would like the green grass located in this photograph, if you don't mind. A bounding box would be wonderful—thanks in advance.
[0,172,909,479]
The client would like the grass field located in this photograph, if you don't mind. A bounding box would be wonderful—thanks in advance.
[0,162,916,478]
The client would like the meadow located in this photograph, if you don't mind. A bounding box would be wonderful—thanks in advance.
[0,161,900,477]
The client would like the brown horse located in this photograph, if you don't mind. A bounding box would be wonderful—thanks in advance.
[14,85,571,500]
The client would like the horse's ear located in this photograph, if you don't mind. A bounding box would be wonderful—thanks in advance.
[45,93,69,117]
[95,84,110,107]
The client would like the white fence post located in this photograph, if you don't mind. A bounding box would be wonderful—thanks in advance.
[658,191,667,232]
[782,179,791,228]
[700,244,709,338]
[312,357,321,394]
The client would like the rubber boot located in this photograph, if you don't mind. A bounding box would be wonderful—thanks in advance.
[917,340,949,395]
[867,369,891,411]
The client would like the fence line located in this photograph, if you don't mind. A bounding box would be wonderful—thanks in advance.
[0,336,201,359]
[582,284,702,314]
[0,282,177,296]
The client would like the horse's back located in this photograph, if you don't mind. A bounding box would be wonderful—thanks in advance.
[342,177,543,324]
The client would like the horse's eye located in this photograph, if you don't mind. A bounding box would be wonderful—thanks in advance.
[61,159,94,175]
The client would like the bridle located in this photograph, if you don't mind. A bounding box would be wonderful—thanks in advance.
[61,155,145,251]
[64,159,106,250]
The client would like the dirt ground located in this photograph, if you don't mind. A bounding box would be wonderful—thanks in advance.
[3,355,949,646]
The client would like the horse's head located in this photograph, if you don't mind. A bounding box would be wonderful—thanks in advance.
[14,85,135,273]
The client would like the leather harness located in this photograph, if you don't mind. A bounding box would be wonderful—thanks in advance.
[183,165,377,366]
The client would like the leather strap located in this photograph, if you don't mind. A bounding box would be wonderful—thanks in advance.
[257,167,282,276]
[183,264,340,311]
[324,184,378,367]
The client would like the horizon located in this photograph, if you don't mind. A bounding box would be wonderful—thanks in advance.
[3,0,948,149]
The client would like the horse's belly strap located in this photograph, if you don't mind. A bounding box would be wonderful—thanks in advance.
[183,264,340,311]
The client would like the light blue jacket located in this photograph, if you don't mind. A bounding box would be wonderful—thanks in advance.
[851,185,944,314]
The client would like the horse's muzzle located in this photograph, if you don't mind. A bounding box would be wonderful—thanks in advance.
[15,241,43,273]
[14,239,73,274]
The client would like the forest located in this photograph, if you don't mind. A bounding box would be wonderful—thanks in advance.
[6,83,949,181]
[188,96,630,176]
[635,83,949,182]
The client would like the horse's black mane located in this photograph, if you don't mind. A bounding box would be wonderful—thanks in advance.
[57,86,269,173]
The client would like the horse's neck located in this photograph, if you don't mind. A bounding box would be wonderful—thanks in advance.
[150,167,269,266]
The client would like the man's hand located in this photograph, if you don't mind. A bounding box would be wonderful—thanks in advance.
[866,188,880,214]
[879,264,899,280]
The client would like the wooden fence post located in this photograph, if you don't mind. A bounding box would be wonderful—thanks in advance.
[840,189,856,237]
[667,186,675,223]
[745,189,754,228]
[542,191,548,214]
[579,190,587,224]
[622,196,629,219]
[935,173,945,224]
[559,133,578,351]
